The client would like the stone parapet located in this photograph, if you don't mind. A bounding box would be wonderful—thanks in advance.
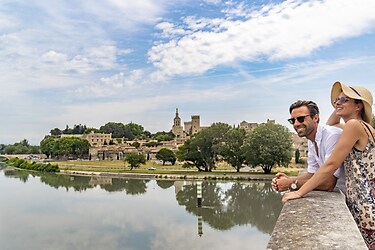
[267,190,367,250]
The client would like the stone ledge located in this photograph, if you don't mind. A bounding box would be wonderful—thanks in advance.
[267,190,367,250]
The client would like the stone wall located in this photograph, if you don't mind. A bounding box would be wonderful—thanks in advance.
[267,190,367,250]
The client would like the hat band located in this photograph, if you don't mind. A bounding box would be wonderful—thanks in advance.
[349,86,362,97]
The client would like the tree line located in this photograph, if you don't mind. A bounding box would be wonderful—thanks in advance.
[176,122,292,174]
[126,122,293,174]
[0,139,40,155]
[2,121,293,174]
[49,122,175,141]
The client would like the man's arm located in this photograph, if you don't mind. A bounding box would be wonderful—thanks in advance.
[272,172,312,192]
[272,172,337,192]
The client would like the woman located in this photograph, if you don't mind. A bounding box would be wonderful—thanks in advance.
[282,81,375,249]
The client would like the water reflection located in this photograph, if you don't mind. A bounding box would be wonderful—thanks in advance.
[1,167,282,250]
[4,168,150,194]
[175,181,282,234]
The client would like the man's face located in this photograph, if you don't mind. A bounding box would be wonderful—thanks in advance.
[289,106,317,138]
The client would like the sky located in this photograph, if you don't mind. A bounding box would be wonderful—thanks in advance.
[2,0,375,145]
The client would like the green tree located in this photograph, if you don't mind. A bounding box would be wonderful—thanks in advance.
[19,139,29,147]
[50,128,62,137]
[141,130,152,139]
[40,137,56,158]
[156,148,176,165]
[63,125,73,134]
[83,128,101,134]
[243,123,292,174]
[59,137,90,158]
[295,149,300,164]
[124,122,144,139]
[100,122,126,138]
[40,137,89,159]
[178,122,231,172]
[72,124,87,134]
[152,131,175,141]
[1,140,40,155]
[217,128,247,172]
[131,141,141,148]
[145,141,162,147]
[124,153,146,170]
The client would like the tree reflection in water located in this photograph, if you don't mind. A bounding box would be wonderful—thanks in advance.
[3,168,149,195]
[3,168,281,235]
[176,181,282,234]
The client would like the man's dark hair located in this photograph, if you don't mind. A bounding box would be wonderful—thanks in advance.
[289,100,320,117]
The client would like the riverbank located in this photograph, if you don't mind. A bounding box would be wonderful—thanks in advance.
[2,157,305,181]
[59,169,276,181]
[55,160,304,181]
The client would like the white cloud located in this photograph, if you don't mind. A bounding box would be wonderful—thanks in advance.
[149,0,375,78]
[155,22,188,38]
[202,0,222,4]
[41,51,68,64]
[2,0,375,145]
[251,57,368,87]
[100,70,145,88]
[85,0,166,28]
[40,45,117,74]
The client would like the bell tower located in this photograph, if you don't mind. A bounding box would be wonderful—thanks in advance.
[174,108,181,127]
[172,108,183,138]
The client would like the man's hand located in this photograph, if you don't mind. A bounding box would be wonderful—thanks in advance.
[282,191,302,204]
[272,173,293,192]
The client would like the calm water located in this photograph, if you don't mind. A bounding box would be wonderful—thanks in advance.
[0,165,282,250]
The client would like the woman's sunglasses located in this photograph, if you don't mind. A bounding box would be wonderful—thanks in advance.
[287,115,311,125]
[333,96,350,104]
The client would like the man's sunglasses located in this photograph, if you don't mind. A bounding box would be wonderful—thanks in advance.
[333,96,350,104]
[287,115,311,125]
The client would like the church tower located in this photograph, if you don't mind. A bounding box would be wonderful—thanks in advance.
[172,108,183,138]
[174,108,181,127]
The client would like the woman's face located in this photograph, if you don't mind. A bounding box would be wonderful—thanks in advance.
[334,92,363,120]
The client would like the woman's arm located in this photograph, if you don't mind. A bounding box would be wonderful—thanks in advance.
[282,120,361,203]
[326,110,344,129]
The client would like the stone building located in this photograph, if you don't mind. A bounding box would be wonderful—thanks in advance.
[61,131,112,146]
[59,109,307,161]
[171,108,208,138]
[89,144,137,160]
[85,132,112,146]
[239,121,258,131]
[239,118,275,132]
[184,115,202,136]
[171,108,184,139]
[291,133,308,157]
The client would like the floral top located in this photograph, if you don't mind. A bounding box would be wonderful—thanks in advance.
[344,122,375,248]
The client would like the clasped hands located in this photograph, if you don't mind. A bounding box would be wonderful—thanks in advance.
[272,173,303,203]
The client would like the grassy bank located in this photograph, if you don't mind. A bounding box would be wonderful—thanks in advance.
[54,160,304,176]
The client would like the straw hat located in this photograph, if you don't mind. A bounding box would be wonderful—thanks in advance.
[330,81,373,123]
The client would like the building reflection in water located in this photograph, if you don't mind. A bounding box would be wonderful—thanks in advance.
[3,168,282,236]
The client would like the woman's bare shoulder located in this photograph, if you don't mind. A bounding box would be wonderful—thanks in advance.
[342,119,365,133]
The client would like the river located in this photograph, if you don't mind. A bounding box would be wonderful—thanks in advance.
[0,165,282,250]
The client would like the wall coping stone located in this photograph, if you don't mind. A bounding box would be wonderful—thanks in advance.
[267,190,367,250]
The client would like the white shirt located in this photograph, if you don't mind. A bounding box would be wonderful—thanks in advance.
[307,124,346,193]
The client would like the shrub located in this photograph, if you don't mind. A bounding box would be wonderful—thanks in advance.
[6,158,59,172]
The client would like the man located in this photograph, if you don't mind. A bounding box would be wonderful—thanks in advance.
[272,100,345,193]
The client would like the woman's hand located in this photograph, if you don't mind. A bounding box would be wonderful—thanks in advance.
[282,191,302,204]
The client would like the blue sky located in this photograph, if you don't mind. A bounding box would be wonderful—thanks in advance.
[2,0,375,145]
